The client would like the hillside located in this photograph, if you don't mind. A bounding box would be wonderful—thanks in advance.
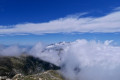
[0,54,60,79]
[12,70,64,80]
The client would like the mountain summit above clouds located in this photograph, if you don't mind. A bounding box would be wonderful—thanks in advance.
[1,40,120,80]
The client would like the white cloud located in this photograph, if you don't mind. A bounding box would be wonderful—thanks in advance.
[1,39,120,80]
[0,45,27,56]
[0,10,120,35]
[30,39,120,80]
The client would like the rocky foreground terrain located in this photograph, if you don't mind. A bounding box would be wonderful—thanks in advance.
[0,54,64,80]
[12,70,64,80]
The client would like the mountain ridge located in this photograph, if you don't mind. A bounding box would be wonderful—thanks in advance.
[0,54,60,79]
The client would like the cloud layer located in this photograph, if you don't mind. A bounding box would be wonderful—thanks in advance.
[1,39,120,80]
[0,45,27,56]
[0,9,120,35]
[30,40,120,80]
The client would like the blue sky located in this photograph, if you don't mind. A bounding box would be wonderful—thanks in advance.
[0,33,120,46]
[0,0,120,45]
[0,0,119,25]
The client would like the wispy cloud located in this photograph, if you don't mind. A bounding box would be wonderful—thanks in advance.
[113,7,120,11]
[0,9,120,35]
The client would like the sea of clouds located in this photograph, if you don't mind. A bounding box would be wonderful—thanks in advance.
[1,39,120,80]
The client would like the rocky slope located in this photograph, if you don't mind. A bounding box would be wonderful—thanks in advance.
[12,70,64,80]
[0,54,60,79]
